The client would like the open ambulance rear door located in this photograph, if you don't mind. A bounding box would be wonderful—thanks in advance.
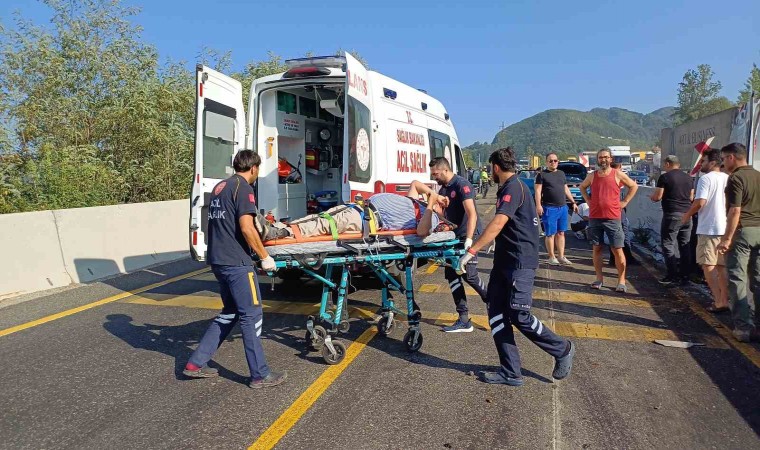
[342,53,374,201]
[189,65,246,261]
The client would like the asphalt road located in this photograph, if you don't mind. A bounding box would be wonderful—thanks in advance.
[2,193,760,450]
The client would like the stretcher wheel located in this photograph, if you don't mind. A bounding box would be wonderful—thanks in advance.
[403,330,423,352]
[377,316,395,336]
[307,325,328,350]
[321,340,346,365]
[338,319,350,333]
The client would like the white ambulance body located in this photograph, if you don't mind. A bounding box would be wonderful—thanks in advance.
[190,53,467,261]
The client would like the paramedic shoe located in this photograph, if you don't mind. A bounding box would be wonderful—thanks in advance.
[442,318,473,333]
[481,370,524,387]
[183,365,219,379]
[250,370,288,389]
[553,341,575,380]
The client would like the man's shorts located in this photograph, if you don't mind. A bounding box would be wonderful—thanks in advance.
[588,218,625,248]
[541,205,569,237]
[696,235,726,266]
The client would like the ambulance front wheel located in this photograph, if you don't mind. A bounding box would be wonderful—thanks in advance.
[403,330,423,352]
[321,340,346,365]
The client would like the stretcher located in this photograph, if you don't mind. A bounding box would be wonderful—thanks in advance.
[264,231,464,364]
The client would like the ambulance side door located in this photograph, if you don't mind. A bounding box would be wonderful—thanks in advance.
[189,65,245,261]
[342,53,374,201]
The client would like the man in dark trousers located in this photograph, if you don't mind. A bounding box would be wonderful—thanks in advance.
[183,150,287,388]
[411,157,487,332]
[650,155,694,284]
[459,147,575,386]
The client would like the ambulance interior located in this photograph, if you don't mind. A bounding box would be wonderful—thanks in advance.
[261,83,345,221]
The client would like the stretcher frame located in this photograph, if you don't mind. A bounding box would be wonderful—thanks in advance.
[266,235,464,364]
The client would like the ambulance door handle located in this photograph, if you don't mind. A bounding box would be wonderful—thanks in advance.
[372,120,379,132]
[192,195,200,206]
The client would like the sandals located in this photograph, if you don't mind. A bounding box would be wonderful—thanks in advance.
[706,304,730,314]
[591,280,603,290]
[616,283,627,293]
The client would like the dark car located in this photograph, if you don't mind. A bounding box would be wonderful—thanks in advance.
[518,170,537,198]
[558,162,588,205]
[628,170,649,185]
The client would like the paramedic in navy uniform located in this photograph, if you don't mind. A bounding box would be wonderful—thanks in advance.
[410,157,488,332]
[459,147,575,386]
[183,150,287,389]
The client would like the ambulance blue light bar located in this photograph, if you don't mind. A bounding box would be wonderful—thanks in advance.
[383,88,397,100]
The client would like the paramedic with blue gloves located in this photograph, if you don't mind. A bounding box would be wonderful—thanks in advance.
[183,150,287,389]
[459,147,575,386]
[411,157,488,333]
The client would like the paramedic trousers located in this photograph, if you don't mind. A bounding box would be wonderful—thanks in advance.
[444,256,487,320]
[188,265,270,380]
[486,267,567,379]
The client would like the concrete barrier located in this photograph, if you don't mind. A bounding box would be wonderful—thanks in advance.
[0,200,189,298]
[0,211,72,298]
[54,200,188,283]
[626,185,663,242]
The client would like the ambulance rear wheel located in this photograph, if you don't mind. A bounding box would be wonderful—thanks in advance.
[307,325,327,350]
[321,340,346,365]
[377,316,394,336]
[403,330,423,352]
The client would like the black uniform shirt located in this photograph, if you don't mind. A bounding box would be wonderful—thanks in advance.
[438,175,483,239]
[493,174,540,269]
[207,174,257,266]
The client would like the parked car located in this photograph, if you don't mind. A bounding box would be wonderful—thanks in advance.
[518,170,537,198]
[557,161,588,205]
[628,170,649,185]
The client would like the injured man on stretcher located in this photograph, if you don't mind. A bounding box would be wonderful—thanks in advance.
[257,180,453,242]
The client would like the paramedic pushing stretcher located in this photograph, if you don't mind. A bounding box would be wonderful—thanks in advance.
[409,157,488,332]
[183,150,287,389]
[459,147,575,385]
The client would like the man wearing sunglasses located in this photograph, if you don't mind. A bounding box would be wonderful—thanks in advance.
[535,153,579,265]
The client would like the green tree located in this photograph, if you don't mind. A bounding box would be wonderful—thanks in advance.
[738,63,760,104]
[674,64,732,125]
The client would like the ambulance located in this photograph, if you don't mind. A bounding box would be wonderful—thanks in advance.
[190,53,467,261]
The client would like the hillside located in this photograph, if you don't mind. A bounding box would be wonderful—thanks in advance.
[465,106,674,160]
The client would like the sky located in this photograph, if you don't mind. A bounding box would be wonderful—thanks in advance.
[2,0,759,146]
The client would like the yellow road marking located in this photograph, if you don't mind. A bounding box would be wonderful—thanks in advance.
[533,290,653,308]
[418,284,440,293]
[0,268,210,338]
[249,327,378,450]
[637,262,760,369]
[189,272,218,281]
[425,263,440,274]
[484,205,495,214]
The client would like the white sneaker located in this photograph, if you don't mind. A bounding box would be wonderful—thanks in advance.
[548,257,560,265]
[559,257,572,265]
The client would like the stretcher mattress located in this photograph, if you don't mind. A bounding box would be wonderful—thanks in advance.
[267,231,458,258]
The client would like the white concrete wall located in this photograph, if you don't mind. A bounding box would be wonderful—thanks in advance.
[0,200,189,298]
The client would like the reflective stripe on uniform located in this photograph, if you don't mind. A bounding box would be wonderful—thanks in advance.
[248,272,259,306]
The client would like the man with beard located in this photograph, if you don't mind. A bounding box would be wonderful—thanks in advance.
[681,148,729,313]
[458,147,575,386]
[579,148,639,293]
[410,157,488,332]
